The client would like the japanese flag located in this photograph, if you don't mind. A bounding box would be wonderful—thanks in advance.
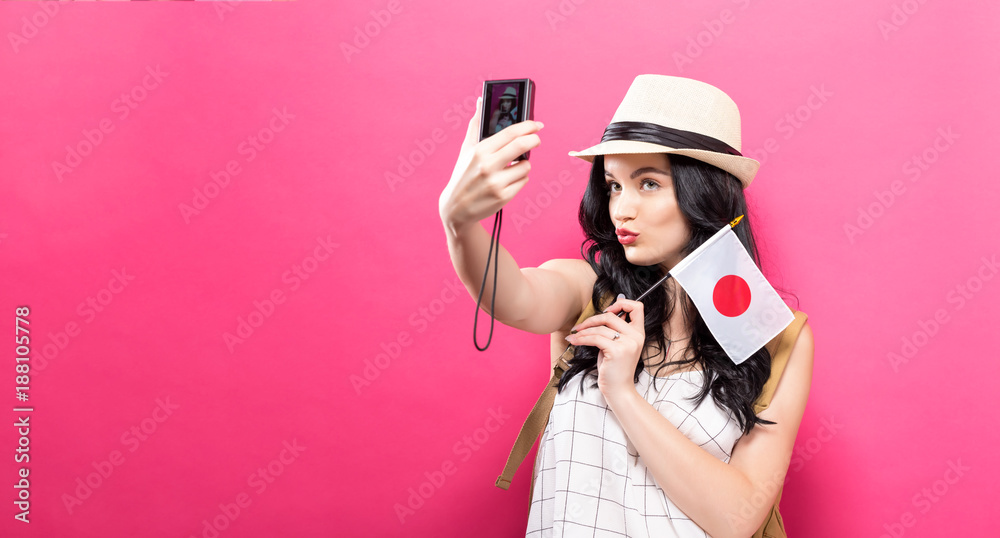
[669,223,794,365]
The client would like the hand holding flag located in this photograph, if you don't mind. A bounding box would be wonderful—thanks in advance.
[566,294,647,397]
[566,215,794,373]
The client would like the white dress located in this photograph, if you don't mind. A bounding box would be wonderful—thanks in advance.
[525,366,743,537]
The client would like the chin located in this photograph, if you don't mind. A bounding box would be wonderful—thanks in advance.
[622,250,653,266]
[624,249,673,270]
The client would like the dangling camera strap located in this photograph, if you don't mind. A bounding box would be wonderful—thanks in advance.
[473,209,502,351]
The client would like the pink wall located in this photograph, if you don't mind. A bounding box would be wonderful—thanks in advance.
[2,0,998,536]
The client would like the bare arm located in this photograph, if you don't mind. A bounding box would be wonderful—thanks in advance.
[442,218,531,325]
[440,95,587,335]
[602,322,815,538]
[442,219,589,335]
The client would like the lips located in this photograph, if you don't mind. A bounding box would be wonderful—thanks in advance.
[616,229,638,245]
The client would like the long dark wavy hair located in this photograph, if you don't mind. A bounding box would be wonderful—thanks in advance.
[557,153,799,435]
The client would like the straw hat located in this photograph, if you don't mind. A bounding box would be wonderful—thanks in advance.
[568,74,760,189]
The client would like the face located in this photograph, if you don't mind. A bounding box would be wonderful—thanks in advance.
[499,97,514,112]
[603,153,691,273]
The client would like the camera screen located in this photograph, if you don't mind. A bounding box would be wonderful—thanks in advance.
[481,81,526,139]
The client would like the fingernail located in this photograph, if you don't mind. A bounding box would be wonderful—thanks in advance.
[564,336,573,342]
[617,293,626,301]
[536,121,544,129]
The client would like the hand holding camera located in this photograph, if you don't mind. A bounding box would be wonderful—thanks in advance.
[437,78,537,351]
[439,79,540,233]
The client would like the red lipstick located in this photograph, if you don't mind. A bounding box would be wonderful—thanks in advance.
[616,228,638,245]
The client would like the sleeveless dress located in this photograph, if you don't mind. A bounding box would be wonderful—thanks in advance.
[524,365,743,537]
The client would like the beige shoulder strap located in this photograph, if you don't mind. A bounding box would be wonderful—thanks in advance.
[749,311,805,538]
[754,310,809,414]
[495,294,603,493]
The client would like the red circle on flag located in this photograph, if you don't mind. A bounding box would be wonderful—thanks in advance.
[713,275,752,317]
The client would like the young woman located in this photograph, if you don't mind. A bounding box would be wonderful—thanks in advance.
[439,75,814,538]
[489,86,520,134]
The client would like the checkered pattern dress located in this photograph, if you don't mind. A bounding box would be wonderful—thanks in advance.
[525,367,743,537]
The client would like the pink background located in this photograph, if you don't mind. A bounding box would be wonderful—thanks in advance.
[2,0,998,536]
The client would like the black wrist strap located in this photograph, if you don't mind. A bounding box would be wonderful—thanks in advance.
[473,209,502,351]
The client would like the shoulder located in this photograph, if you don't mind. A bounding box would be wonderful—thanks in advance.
[538,257,598,285]
[764,312,813,379]
[539,257,598,279]
[794,319,814,363]
[785,314,814,379]
[770,313,813,417]
[538,258,599,318]
[758,314,814,432]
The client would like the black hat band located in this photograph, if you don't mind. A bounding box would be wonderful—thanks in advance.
[600,121,742,156]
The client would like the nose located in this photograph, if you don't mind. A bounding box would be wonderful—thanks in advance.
[610,184,638,226]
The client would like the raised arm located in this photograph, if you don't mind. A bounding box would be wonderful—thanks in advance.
[439,97,587,335]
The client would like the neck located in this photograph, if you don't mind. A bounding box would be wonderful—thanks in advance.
[662,277,694,341]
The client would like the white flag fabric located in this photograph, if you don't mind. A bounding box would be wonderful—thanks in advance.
[669,223,794,365]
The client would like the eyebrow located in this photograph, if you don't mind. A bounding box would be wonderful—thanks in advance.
[604,167,671,180]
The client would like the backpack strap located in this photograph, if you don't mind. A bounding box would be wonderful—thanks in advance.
[495,294,605,491]
[750,311,806,538]
[753,310,808,414]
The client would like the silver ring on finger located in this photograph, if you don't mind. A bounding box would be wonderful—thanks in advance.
[612,331,620,341]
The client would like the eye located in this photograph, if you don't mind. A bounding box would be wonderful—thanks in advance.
[604,178,660,194]
[604,179,660,192]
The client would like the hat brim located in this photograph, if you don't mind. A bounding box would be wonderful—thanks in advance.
[568,140,759,189]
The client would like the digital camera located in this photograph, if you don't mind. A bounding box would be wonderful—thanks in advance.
[478,78,535,160]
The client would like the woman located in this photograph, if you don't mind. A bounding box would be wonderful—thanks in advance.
[489,86,519,134]
[439,75,814,537]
